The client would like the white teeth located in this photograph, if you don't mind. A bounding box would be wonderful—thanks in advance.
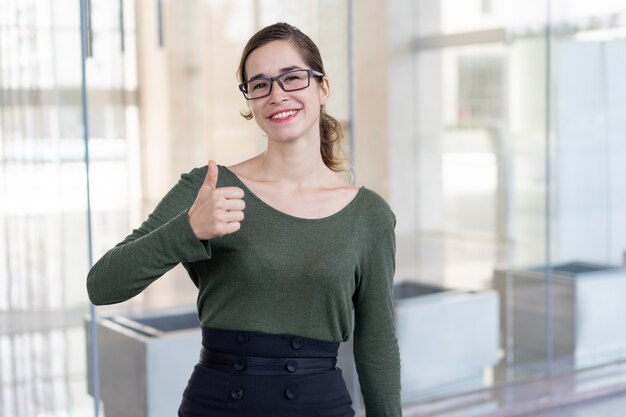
[271,110,297,120]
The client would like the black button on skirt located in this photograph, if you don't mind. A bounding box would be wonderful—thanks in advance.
[178,327,355,417]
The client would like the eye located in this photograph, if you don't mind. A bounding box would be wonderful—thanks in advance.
[250,81,268,90]
[283,74,304,83]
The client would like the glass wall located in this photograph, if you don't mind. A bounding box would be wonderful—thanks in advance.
[389,0,626,402]
[2,0,626,415]
[0,0,137,415]
[0,0,94,415]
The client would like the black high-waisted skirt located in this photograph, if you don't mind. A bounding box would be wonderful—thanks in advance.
[178,327,355,417]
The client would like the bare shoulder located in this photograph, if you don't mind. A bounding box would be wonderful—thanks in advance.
[226,156,260,179]
[333,180,359,199]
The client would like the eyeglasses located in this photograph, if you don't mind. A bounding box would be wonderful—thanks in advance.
[238,68,324,100]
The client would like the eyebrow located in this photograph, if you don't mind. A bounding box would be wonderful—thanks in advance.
[247,66,303,82]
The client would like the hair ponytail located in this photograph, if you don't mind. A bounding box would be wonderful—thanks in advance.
[319,108,347,172]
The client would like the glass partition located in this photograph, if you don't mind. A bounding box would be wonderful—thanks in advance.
[548,2,626,373]
[85,0,140,313]
[389,0,626,403]
[0,0,94,415]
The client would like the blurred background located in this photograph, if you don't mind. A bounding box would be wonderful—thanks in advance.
[2,0,626,416]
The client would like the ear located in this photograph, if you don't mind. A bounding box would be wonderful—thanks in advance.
[319,76,330,105]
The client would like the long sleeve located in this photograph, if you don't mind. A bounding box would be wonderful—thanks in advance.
[353,219,402,417]
[86,168,210,305]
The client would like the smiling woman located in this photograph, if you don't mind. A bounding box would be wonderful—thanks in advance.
[86,22,401,417]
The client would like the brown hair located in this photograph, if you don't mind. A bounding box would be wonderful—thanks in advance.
[237,22,346,172]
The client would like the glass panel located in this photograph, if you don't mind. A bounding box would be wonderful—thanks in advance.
[86,0,138,308]
[548,3,626,372]
[388,0,626,405]
[0,0,95,415]
[388,0,552,402]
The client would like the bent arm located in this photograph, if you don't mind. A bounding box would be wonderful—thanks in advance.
[86,168,210,305]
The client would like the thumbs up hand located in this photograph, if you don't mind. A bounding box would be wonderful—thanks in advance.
[188,160,245,240]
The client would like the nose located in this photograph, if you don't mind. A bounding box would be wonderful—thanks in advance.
[268,79,288,103]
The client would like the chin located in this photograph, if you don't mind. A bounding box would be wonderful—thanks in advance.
[265,128,305,143]
[267,134,301,143]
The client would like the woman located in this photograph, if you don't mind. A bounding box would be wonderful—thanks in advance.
[87,22,401,417]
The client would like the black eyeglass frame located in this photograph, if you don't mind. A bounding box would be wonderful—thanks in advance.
[238,68,325,100]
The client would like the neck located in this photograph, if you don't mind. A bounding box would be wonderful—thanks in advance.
[258,137,330,186]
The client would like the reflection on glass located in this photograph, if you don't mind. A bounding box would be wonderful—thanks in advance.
[0,0,137,415]
[389,0,626,403]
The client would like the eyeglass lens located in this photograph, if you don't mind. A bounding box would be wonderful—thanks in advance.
[245,69,311,99]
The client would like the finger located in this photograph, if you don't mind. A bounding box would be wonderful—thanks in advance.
[217,186,245,199]
[224,210,245,223]
[205,160,219,190]
[223,221,241,235]
[220,199,246,211]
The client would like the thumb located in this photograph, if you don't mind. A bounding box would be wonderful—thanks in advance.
[205,160,219,190]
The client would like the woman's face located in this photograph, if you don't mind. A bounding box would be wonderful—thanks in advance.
[243,40,330,144]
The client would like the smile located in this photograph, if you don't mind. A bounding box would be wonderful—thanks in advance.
[269,109,300,121]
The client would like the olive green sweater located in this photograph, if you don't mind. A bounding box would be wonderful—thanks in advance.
[87,165,401,416]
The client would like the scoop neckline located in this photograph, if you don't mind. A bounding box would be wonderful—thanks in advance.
[221,165,365,222]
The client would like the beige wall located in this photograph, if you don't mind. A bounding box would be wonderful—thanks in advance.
[136,0,261,218]
[352,0,390,198]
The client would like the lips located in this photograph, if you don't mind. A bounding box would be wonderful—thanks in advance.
[267,109,301,122]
